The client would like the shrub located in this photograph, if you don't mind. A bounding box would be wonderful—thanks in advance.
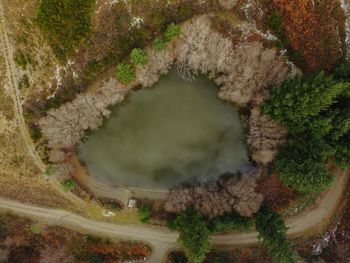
[62,179,76,192]
[138,204,151,223]
[0,224,8,237]
[169,253,188,263]
[213,252,235,263]
[333,61,350,82]
[30,224,42,234]
[256,204,297,263]
[153,37,167,51]
[116,63,135,84]
[14,50,27,70]
[209,212,254,233]
[36,0,94,60]
[164,23,181,42]
[130,48,148,66]
[169,208,211,263]
[88,255,103,263]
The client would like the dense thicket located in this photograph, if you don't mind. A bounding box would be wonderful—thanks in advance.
[256,204,297,263]
[168,209,211,263]
[164,175,263,218]
[263,71,350,192]
[36,0,94,60]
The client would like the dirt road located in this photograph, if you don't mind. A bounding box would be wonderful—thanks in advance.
[0,170,347,262]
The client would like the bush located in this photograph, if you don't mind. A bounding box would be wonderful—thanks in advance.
[116,63,135,84]
[0,224,8,237]
[130,48,148,66]
[62,179,76,192]
[209,212,254,233]
[213,252,235,263]
[164,23,181,42]
[30,224,42,234]
[169,208,211,263]
[138,204,151,223]
[256,204,297,263]
[36,0,94,60]
[88,255,103,263]
[153,37,167,51]
[14,50,27,70]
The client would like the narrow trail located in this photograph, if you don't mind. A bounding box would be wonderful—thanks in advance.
[0,0,45,172]
[0,0,86,207]
[0,170,347,262]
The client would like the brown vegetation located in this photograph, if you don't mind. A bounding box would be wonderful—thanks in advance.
[0,213,151,263]
[257,173,296,211]
[164,172,263,218]
[270,0,345,72]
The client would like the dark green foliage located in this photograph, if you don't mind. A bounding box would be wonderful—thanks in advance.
[263,71,350,192]
[62,179,76,192]
[164,23,181,42]
[130,48,148,66]
[0,223,8,237]
[138,204,151,223]
[333,61,350,81]
[275,136,335,193]
[256,204,297,263]
[169,208,211,263]
[170,253,188,263]
[213,252,235,263]
[88,255,103,263]
[116,63,135,84]
[209,212,254,233]
[334,133,350,169]
[36,0,94,60]
[268,10,283,36]
[263,72,345,131]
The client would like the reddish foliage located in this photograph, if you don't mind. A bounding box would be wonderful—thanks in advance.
[257,173,296,211]
[88,243,151,261]
[271,0,343,72]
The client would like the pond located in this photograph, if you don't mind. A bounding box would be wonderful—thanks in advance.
[78,70,249,189]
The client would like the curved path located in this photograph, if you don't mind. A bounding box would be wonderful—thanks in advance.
[0,169,347,262]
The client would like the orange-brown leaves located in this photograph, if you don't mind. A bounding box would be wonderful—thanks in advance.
[257,173,296,211]
[271,0,343,72]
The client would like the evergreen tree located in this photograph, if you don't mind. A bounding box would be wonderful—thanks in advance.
[263,72,345,132]
[169,208,211,263]
[256,204,297,263]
